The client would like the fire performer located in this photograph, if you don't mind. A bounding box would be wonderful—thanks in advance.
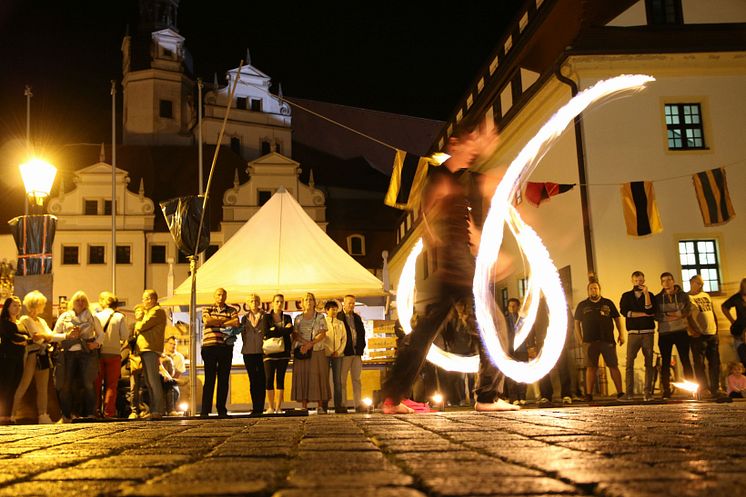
[382,117,519,414]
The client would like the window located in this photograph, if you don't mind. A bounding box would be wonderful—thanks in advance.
[177,250,189,264]
[115,245,131,264]
[518,277,528,298]
[347,235,365,256]
[258,190,273,206]
[205,244,220,261]
[665,103,705,150]
[104,200,112,216]
[236,97,247,109]
[62,246,79,265]
[679,240,720,292]
[250,98,262,112]
[88,245,105,265]
[159,99,173,118]
[150,245,166,264]
[274,141,282,154]
[261,140,271,155]
[646,0,683,25]
[230,137,241,154]
[84,200,98,215]
[162,48,173,58]
[501,288,509,312]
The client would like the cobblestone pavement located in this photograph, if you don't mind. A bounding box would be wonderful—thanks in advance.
[0,401,744,497]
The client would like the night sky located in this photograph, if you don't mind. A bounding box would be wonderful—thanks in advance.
[0,0,522,149]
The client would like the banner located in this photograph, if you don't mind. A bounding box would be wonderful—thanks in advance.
[160,196,210,258]
[8,215,57,276]
[524,182,575,206]
[620,181,662,236]
[692,168,735,226]
[384,150,430,211]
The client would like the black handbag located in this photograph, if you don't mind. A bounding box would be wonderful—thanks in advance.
[294,346,311,360]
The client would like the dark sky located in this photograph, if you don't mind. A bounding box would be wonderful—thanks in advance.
[0,0,522,148]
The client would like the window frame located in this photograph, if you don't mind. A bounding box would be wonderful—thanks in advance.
[678,239,722,294]
[257,189,273,206]
[84,199,98,215]
[150,244,167,264]
[88,244,106,265]
[62,245,80,265]
[159,99,174,119]
[346,234,366,257]
[115,245,132,265]
[664,102,706,151]
[645,0,683,25]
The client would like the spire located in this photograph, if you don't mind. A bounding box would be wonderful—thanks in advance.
[309,169,315,189]
[138,178,145,200]
[245,48,251,66]
[99,143,106,163]
[213,72,218,87]
[278,82,284,99]
[233,168,240,189]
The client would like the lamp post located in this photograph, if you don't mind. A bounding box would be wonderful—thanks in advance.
[10,158,58,320]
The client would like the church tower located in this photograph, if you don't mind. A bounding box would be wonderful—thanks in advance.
[121,0,194,145]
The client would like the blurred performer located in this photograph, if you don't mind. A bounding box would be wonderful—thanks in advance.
[381,118,518,414]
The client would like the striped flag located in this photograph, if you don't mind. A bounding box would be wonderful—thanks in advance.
[620,181,663,236]
[524,182,575,206]
[384,150,430,210]
[692,168,735,226]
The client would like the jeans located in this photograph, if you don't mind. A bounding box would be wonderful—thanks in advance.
[129,369,145,415]
[242,354,266,413]
[164,383,180,413]
[690,334,721,394]
[95,355,122,417]
[341,355,362,408]
[329,356,344,409]
[201,346,232,415]
[0,348,25,417]
[658,330,693,395]
[59,350,97,418]
[625,333,655,396]
[140,351,165,416]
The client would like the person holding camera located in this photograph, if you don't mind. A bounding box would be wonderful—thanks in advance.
[619,271,656,401]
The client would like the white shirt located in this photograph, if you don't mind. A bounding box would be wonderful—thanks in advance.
[324,315,347,357]
[95,308,129,354]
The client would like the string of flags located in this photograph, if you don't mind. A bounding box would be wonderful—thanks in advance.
[384,148,736,235]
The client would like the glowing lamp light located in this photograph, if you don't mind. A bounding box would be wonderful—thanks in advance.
[178,402,190,413]
[362,397,373,407]
[672,380,699,399]
[20,158,57,206]
[431,393,444,405]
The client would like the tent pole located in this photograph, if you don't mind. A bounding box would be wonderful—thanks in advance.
[188,256,198,416]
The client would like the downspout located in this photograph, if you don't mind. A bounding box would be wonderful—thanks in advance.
[554,63,595,276]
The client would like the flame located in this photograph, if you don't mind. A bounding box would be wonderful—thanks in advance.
[672,380,699,393]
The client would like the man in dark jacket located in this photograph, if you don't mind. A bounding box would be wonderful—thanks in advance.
[654,272,693,399]
[340,295,366,412]
[619,271,656,401]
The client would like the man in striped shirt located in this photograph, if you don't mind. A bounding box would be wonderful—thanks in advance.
[200,288,239,417]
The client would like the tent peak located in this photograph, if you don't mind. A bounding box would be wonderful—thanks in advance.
[276,186,287,193]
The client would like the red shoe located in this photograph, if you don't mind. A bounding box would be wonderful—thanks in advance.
[382,398,415,414]
[402,398,434,413]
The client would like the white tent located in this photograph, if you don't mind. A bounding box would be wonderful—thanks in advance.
[161,187,386,305]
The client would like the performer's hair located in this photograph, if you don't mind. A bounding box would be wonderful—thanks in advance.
[507,297,520,306]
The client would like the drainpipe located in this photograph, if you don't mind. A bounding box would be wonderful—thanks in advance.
[554,63,595,276]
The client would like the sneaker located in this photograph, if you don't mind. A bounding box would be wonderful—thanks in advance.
[475,399,520,411]
[128,412,139,420]
[167,411,182,417]
[317,407,327,415]
[537,397,551,406]
[562,396,572,405]
[643,394,653,402]
[382,398,415,414]
[38,413,53,424]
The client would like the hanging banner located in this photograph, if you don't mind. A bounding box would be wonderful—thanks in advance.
[384,150,430,211]
[692,167,735,226]
[160,196,210,258]
[620,181,662,236]
[8,215,57,276]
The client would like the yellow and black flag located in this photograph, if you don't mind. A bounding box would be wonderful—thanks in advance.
[621,181,663,236]
[692,167,735,226]
[384,150,430,210]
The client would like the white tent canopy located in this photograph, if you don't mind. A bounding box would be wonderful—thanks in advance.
[161,187,385,305]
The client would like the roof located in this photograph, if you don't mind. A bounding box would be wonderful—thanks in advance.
[161,188,385,304]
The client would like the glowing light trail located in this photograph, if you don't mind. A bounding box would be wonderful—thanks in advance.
[474,74,655,383]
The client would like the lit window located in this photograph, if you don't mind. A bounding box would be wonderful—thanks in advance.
[665,103,705,150]
[518,277,528,298]
[347,235,365,256]
[88,245,105,265]
[62,246,79,265]
[679,240,720,292]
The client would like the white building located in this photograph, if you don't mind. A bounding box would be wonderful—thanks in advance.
[388,0,746,394]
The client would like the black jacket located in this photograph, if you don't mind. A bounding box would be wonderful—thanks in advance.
[619,287,657,331]
[262,312,293,359]
[340,311,366,356]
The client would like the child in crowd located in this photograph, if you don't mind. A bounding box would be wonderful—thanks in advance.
[726,362,746,398]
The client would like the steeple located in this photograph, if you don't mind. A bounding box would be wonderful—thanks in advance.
[245,48,252,66]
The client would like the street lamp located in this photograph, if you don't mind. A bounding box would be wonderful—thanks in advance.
[19,157,57,207]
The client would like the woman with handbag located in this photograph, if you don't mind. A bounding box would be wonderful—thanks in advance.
[13,291,66,424]
[0,296,27,425]
[262,294,293,414]
[291,293,329,413]
[240,294,267,415]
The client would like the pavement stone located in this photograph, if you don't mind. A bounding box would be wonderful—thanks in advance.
[0,401,742,496]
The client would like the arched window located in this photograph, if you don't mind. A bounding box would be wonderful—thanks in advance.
[347,234,365,256]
